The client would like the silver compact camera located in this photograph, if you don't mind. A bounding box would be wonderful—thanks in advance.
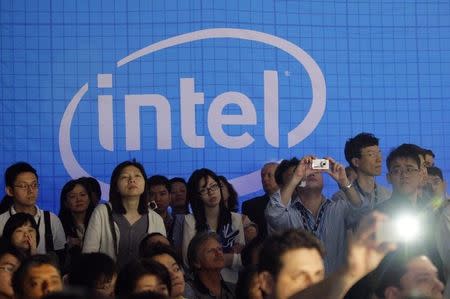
[311,159,329,170]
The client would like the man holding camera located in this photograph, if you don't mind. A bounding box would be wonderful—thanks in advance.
[265,155,363,274]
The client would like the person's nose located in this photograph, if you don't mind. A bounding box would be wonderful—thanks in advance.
[303,274,314,288]
[433,277,444,293]
[215,247,224,257]
[41,280,50,295]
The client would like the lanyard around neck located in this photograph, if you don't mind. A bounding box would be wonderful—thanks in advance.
[298,200,329,235]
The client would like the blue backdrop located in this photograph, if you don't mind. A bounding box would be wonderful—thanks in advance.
[1,0,450,213]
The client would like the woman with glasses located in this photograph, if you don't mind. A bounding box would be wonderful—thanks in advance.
[181,168,245,284]
[82,160,166,269]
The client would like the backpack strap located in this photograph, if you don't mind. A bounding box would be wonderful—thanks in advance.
[104,203,118,256]
[43,211,54,252]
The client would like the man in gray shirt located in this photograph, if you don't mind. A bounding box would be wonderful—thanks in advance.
[332,133,390,208]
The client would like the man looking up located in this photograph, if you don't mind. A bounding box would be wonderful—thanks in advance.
[373,249,444,299]
[242,162,279,239]
[265,155,363,273]
[0,163,65,256]
[334,132,390,208]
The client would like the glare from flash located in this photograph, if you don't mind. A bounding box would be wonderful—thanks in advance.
[394,214,420,242]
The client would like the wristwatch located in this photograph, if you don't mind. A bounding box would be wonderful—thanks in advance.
[340,181,353,191]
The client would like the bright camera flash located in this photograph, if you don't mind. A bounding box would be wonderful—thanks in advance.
[394,214,420,242]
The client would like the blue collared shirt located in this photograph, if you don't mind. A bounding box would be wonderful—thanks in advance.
[265,190,362,274]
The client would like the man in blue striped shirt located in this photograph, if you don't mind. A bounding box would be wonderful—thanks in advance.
[265,155,364,274]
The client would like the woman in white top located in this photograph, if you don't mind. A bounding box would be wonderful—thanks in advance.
[182,168,245,283]
[83,160,166,267]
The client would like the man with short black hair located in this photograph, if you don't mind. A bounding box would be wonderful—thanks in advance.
[0,162,66,256]
[334,132,390,208]
[148,175,185,253]
[257,212,395,299]
[12,254,63,299]
[0,245,24,299]
[242,162,279,239]
[424,149,436,168]
[265,155,363,273]
[377,144,425,215]
[376,144,444,290]
[148,175,173,235]
[426,167,447,204]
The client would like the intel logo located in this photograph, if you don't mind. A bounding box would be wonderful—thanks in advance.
[59,28,326,196]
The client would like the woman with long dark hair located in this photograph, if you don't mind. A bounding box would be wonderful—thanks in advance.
[58,178,96,269]
[82,160,166,269]
[181,168,245,283]
[218,175,258,243]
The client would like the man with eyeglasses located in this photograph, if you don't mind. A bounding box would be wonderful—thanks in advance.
[0,245,24,299]
[377,144,426,216]
[376,144,445,288]
[0,163,66,256]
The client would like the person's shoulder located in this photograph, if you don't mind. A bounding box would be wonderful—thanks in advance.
[331,189,346,201]
[230,211,243,222]
[183,213,195,224]
[374,197,400,216]
[47,211,64,225]
[440,200,450,214]
[376,184,392,197]
[0,210,9,219]
[184,214,195,221]
[0,211,9,227]
[86,203,109,219]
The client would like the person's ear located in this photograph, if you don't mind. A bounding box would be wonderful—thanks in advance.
[258,271,275,295]
[5,186,14,197]
[351,157,360,169]
[384,286,401,299]
[386,172,392,184]
[193,260,201,270]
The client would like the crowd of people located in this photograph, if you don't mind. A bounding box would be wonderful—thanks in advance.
[0,132,448,299]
